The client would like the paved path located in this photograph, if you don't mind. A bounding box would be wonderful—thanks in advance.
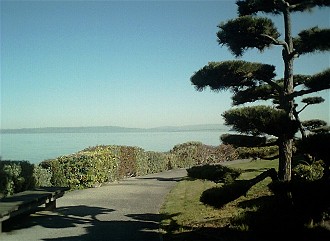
[1,168,187,241]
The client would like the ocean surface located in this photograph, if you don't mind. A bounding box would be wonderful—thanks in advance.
[0,131,226,164]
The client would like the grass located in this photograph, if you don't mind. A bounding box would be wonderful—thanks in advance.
[160,159,330,241]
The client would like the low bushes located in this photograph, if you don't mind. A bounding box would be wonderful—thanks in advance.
[170,142,238,166]
[2,142,239,193]
[187,164,242,183]
[41,145,122,189]
[236,145,278,159]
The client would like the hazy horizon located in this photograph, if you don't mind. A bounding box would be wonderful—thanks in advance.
[0,123,229,132]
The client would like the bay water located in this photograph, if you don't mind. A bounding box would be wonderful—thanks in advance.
[0,131,226,164]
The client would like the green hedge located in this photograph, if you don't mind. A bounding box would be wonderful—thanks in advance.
[170,142,238,166]
[187,164,242,183]
[236,145,279,159]
[2,142,239,193]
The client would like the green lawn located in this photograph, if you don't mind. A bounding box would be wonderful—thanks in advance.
[160,159,330,241]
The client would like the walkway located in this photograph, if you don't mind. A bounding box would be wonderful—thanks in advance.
[0,168,187,241]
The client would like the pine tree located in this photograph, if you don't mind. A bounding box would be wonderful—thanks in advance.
[191,0,330,181]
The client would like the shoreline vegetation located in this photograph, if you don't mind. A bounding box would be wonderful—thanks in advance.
[1,141,329,240]
[0,141,239,196]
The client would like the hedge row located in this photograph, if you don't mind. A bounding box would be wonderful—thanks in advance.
[236,145,279,159]
[0,142,238,195]
[38,142,238,190]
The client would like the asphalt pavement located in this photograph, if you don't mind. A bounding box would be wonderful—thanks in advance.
[0,168,187,241]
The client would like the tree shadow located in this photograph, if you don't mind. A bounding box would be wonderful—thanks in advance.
[242,167,270,173]
[162,196,330,241]
[2,206,169,241]
[200,168,277,208]
[136,176,185,182]
[3,205,115,231]
[163,225,330,241]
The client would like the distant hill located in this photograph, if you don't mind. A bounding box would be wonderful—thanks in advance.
[148,124,229,132]
[0,124,228,134]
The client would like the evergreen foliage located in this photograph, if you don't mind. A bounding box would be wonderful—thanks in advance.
[190,0,330,181]
[221,134,267,147]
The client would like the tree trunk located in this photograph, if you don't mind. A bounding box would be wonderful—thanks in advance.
[278,135,293,181]
[278,3,295,181]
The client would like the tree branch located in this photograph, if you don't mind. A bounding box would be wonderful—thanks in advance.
[297,103,309,114]
[260,33,290,55]
[290,88,321,99]
[262,78,282,93]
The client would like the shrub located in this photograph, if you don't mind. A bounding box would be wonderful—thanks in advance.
[187,164,241,183]
[292,161,324,181]
[41,159,68,187]
[41,146,119,189]
[0,160,35,197]
[170,142,238,166]
[236,146,278,159]
[40,145,175,189]
[118,146,138,178]
[215,144,239,162]
[144,151,169,174]
[36,142,239,190]
[33,164,52,187]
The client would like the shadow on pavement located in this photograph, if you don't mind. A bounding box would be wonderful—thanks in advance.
[2,205,164,241]
[136,176,185,182]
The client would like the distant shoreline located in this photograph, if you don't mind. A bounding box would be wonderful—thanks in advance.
[0,124,229,134]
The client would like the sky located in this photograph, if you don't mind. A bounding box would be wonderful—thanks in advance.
[1,0,329,129]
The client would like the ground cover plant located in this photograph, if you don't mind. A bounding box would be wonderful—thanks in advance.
[187,164,242,183]
[160,159,330,241]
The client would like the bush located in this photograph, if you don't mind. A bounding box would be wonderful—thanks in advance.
[41,146,119,189]
[41,145,174,189]
[0,160,53,197]
[0,160,35,197]
[237,146,278,159]
[292,161,324,181]
[33,164,52,187]
[187,164,241,183]
[36,142,239,190]
[170,142,238,166]
[118,146,138,178]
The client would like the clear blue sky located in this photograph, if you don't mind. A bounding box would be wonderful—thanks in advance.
[1,0,329,129]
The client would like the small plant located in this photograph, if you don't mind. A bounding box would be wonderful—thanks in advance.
[292,161,324,181]
[187,164,241,183]
[33,164,52,187]
[0,161,36,196]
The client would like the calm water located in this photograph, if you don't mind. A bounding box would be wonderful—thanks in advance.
[0,131,225,164]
